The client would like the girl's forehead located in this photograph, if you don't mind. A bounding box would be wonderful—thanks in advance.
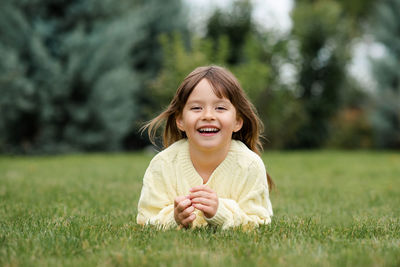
[185,96,231,104]
[188,79,229,99]
[186,90,230,104]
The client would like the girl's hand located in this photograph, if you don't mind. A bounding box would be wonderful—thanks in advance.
[174,196,196,228]
[189,185,219,218]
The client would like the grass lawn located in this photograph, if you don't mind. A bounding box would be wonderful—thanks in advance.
[0,151,399,266]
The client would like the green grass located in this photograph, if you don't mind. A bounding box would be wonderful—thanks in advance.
[0,151,399,266]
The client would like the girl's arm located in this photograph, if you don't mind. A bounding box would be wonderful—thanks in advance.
[136,157,178,229]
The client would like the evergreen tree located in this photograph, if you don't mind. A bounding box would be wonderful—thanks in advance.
[370,0,400,148]
[0,0,187,153]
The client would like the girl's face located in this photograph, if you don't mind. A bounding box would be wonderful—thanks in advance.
[176,79,243,154]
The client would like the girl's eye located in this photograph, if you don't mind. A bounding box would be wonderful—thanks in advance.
[190,106,202,110]
[216,106,227,111]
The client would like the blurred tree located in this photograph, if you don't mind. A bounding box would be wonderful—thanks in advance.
[206,0,253,64]
[0,0,187,153]
[233,35,307,149]
[336,0,376,26]
[297,0,377,32]
[121,0,189,150]
[289,0,352,148]
[325,76,373,149]
[369,0,400,149]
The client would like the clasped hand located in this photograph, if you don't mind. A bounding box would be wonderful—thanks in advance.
[174,185,218,228]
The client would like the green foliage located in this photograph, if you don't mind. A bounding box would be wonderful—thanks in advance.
[369,0,400,149]
[326,108,373,149]
[147,33,214,117]
[0,0,187,153]
[325,77,374,149]
[1,152,399,265]
[259,89,307,149]
[232,36,269,101]
[295,0,378,32]
[1,0,393,151]
[206,0,253,64]
[232,36,307,149]
[290,0,352,148]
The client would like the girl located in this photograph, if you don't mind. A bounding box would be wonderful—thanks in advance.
[137,65,273,229]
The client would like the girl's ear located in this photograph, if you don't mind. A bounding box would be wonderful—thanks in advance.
[176,116,185,132]
[234,116,243,132]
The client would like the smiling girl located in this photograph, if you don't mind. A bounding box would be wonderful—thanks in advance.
[137,66,273,229]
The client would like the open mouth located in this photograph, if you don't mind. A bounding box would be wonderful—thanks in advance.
[197,127,220,134]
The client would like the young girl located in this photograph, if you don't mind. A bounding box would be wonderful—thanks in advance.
[137,65,273,229]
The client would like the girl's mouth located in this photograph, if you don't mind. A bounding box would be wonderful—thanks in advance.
[197,127,220,136]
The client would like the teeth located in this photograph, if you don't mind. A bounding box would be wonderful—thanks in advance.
[199,128,219,133]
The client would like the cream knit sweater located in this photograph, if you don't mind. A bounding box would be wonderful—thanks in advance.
[137,139,273,229]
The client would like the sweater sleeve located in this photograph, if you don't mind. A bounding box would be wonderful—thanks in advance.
[205,160,273,229]
[136,156,178,229]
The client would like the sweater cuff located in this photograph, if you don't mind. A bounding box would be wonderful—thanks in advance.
[204,199,229,226]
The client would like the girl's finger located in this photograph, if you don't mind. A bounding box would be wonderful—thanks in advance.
[190,185,214,193]
[189,191,211,200]
[177,198,192,212]
[174,196,186,207]
[193,203,213,215]
[191,197,213,206]
[181,213,196,226]
[181,205,195,217]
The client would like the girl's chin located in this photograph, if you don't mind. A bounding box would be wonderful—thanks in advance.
[191,139,231,151]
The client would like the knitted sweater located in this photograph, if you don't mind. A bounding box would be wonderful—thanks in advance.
[136,139,273,229]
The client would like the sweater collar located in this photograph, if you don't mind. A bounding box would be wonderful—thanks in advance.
[177,139,240,186]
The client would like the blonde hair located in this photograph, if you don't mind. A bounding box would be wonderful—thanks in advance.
[143,65,274,190]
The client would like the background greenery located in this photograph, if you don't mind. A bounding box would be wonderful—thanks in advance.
[0,152,399,266]
[1,0,399,153]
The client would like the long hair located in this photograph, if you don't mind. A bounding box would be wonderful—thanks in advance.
[143,65,274,190]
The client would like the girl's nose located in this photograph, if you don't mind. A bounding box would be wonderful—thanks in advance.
[202,107,215,120]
